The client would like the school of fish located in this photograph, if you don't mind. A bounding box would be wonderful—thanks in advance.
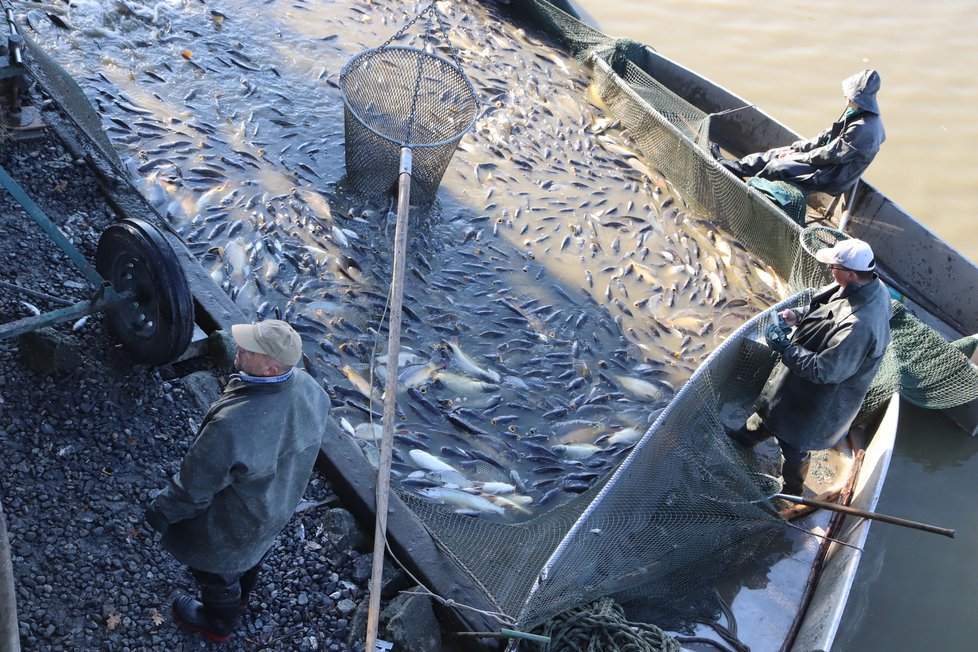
[20,0,787,520]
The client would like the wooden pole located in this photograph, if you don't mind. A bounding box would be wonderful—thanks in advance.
[774,493,956,538]
[365,146,413,652]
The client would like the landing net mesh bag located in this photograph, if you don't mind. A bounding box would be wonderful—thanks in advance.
[340,12,479,204]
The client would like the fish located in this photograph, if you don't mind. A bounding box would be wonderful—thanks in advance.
[445,337,502,383]
[603,426,645,446]
[409,449,461,475]
[340,365,383,405]
[434,371,499,396]
[417,487,506,516]
[612,375,671,403]
[398,362,441,389]
[552,443,603,460]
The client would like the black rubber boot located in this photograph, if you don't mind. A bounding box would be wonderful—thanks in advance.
[726,424,768,449]
[172,594,235,643]
[781,447,811,496]
[238,565,261,613]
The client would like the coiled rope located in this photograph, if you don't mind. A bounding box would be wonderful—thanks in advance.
[541,598,681,652]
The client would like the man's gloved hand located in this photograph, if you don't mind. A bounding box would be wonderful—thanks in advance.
[765,323,791,353]
[144,500,169,535]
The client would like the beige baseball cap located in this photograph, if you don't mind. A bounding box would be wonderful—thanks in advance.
[231,319,302,367]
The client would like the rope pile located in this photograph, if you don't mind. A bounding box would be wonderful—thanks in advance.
[540,598,681,652]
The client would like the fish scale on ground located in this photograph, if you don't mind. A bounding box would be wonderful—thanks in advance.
[26,0,784,519]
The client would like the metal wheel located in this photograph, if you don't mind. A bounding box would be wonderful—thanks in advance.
[95,218,194,364]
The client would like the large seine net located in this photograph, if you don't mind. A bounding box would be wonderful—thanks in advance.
[399,0,978,635]
[403,300,797,630]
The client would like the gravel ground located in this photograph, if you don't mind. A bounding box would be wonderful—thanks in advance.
[0,118,376,649]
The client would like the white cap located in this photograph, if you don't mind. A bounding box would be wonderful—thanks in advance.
[814,238,876,272]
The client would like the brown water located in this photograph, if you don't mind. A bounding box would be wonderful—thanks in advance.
[572,0,978,264]
[571,1,978,649]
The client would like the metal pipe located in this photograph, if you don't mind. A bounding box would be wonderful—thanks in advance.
[0,287,134,340]
[0,165,106,288]
[0,501,22,652]
[5,8,21,67]
[0,280,76,306]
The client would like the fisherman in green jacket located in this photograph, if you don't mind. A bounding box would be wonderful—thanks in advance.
[144,319,331,642]
[727,238,891,495]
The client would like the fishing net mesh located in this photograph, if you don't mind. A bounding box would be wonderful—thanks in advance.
[340,45,478,204]
[402,300,796,631]
[398,0,978,636]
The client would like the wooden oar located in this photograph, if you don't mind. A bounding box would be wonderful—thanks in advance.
[774,493,956,538]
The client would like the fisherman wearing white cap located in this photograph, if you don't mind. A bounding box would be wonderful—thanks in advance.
[711,69,886,197]
[144,319,331,642]
[727,238,891,496]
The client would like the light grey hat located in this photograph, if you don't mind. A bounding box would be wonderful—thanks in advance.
[842,69,881,115]
[231,319,302,367]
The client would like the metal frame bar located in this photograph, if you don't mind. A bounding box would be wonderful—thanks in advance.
[0,163,105,287]
[0,284,133,339]
[0,162,130,340]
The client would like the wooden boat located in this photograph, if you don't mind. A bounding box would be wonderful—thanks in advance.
[487,2,937,650]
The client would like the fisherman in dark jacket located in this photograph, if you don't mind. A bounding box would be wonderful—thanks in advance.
[144,319,331,642]
[711,69,886,196]
[727,238,891,495]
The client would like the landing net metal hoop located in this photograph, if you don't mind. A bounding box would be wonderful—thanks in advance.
[339,9,479,204]
[789,225,849,292]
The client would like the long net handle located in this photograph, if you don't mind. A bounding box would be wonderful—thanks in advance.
[365,146,413,652]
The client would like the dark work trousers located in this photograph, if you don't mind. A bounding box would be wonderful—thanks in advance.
[721,148,818,189]
[730,421,812,495]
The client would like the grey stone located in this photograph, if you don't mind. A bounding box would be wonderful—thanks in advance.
[207,329,236,371]
[322,508,369,553]
[18,328,82,374]
[379,588,442,652]
[178,370,222,413]
[346,597,369,649]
